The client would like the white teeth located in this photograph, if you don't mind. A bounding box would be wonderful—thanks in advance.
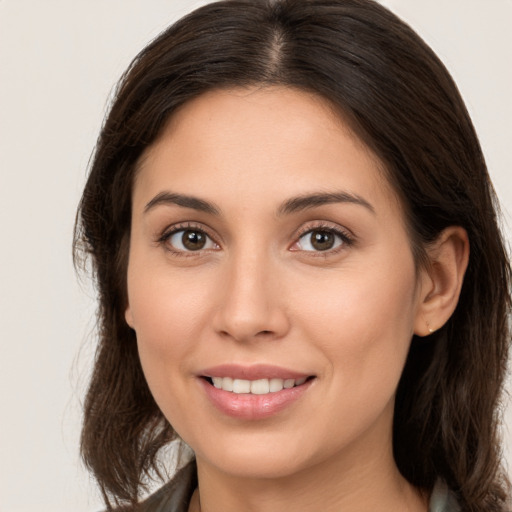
[209,376,309,394]
[251,379,270,395]
[222,376,234,392]
[269,378,284,392]
[232,379,251,393]
[283,379,295,389]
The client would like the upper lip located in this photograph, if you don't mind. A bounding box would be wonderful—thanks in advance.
[200,364,313,381]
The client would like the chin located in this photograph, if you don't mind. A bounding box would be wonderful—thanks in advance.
[187,426,336,481]
[203,449,310,480]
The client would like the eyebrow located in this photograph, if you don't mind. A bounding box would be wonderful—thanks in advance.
[144,190,375,216]
[278,192,375,216]
[144,192,220,215]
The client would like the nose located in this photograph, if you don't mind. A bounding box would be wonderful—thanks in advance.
[212,249,290,343]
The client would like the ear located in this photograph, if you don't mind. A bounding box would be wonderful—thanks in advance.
[414,226,469,336]
[125,305,135,329]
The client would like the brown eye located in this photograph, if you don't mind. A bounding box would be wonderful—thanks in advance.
[166,228,217,252]
[295,228,345,252]
[310,230,335,251]
[182,230,206,250]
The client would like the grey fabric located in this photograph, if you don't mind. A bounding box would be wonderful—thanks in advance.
[429,480,461,512]
[138,461,197,512]
[137,462,459,512]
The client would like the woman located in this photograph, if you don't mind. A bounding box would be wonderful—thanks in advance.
[74,0,511,510]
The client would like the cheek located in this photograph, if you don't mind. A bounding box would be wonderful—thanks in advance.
[126,261,217,399]
[128,260,213,338]
[293,254,418,387]
[289,261,418,452]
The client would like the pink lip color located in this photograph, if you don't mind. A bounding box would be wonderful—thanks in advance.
[200,363,310,381]
[198,365,314,420]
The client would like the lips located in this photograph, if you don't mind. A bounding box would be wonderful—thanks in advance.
[199,364,315,419]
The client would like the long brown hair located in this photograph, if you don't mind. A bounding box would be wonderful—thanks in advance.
[74,0,511,510]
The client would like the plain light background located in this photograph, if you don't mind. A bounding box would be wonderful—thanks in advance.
[0,1,511,511]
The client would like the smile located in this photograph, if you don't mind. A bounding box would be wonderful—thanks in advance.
[199,365,316,419]
[208,376,309,394]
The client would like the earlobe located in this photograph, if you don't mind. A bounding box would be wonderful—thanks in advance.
[125,306,135,329]
[414,226,469,337]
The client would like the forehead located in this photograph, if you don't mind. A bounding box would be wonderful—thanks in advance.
[134,86,402,220]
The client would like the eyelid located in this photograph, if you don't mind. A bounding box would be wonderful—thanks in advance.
[155,220,355,256]
[294,221,354,240]
[157,221,221,254]
[290,221,355,253]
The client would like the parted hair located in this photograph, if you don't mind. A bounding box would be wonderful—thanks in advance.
[74,0,511,510]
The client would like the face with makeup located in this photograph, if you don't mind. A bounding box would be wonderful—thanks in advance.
[124,86,453,486]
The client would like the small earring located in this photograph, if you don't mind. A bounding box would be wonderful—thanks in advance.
[426,321,434,334]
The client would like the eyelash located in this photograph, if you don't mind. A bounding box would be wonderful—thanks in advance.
[293,222,355,256]
[157,221,355,257]
[157,222,219,258]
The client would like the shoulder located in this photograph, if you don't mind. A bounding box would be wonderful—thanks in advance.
[137,461,197,512]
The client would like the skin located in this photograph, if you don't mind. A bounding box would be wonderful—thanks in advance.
[125,87,469,512]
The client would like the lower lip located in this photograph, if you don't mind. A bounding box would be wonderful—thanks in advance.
[200,378,314,420]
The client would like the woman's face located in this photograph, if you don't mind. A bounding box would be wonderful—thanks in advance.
[125,87,429,479]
